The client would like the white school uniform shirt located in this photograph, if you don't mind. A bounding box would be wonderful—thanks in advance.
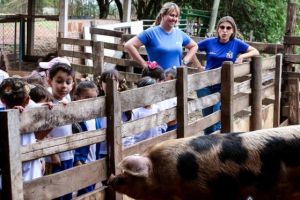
[48,97,73,161]
[123,104,165,148]
[85,119,97,163]
[0,69,9,84]
[21,100,42,181]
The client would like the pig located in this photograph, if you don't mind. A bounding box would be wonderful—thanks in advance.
[108,125,300,200]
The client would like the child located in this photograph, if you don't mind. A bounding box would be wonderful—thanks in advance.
[123,76,167,147]
[141,61,165,82]
[96,69,131,158]
[47,62,75,200]
[29,84,54,104]
[72,80,102,196]
[0,78,42,182]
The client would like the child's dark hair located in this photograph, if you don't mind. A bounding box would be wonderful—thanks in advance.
[0,78,30,107]
[96,69,127,96]
[165,67,177,79]
[48,63,75,79]
[142,66,165,81]
[29,84,53,103]
[136,76,156,88]
[74,80,98,97]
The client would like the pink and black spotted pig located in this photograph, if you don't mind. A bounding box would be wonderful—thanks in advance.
[108,125,300,200]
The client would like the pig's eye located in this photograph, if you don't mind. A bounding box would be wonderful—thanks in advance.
[115,176,127,185]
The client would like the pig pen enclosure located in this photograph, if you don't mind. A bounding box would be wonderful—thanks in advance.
[2,2,300,199]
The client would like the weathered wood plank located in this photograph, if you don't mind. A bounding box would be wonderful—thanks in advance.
[19,97,106,133]
[283,71,300,79]
[250,56,263,130]
[274,54,282,127]
[288,78,299,124]
[122,108,176,138]
[74,187,106,200]
[104,56,143,68]
[23,159,107,200]
[120,80,176,111]
[188,68,221,91]
[233,62,250,78]
[221,61,234,132]
[21,129,106,162]
[188,93,220,113]
[177,67,188,138]
[90,27,123,38]
[72,63,94,74]
[0,110,24,200]
[233,93,250,114]
[57,37,92,47]
[284,36,300,45]
[261,55,276,71]
[123,130,177,157]
[186,111,221,137]
[284,54,300,64]
[105,78,123,200]
[119,71,141,83]
[58,49,93,60]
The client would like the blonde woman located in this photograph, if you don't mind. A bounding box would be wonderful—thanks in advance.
[124,2,198,70]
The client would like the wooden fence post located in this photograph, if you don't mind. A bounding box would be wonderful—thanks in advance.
[221,61,234,133]
[274,54,283,127]
[176,67,188,138]
[105,78,123,200]
[92,41,104,78]
[0,110,24,200]
[288,78,299,124]
[250,56,263,130]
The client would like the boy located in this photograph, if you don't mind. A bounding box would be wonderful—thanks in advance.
[47,63,75,200]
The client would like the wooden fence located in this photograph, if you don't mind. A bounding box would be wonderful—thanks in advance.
[0,48,283,199]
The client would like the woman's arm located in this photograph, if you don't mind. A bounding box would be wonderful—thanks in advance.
[182,40,198,65]
[124,36,148,68]
[235,46,260,64]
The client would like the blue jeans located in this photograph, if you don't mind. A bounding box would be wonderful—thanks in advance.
[197,84,221,135]
[52,159,73,200]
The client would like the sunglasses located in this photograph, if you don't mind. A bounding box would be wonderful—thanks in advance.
[219,25,232,30]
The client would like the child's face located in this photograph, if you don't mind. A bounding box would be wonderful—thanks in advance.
[48,70,74,100]
[77,88,97,100]
[165,74,174,81]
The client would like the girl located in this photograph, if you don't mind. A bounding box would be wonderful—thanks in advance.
[72,80,102,196]
[0,78,43,182]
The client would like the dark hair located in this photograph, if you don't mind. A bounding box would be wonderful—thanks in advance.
[25,74,45,86]
[142,66,165,81]
[0,78,30,107]
[29,84,53,103]
[96,69,127,96]
[216,16,237,40]
[165,67,177,79]
[136,76,156,88]
[48,63,75,80]
[74,80,98,97]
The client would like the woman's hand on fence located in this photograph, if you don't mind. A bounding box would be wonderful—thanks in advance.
[13,105,25,112]
[235,55,244,64]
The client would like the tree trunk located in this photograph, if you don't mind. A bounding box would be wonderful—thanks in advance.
[114,0,123,21]
[96,0,109,19]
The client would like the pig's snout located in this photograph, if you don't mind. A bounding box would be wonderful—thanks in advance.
[107,174,126,188]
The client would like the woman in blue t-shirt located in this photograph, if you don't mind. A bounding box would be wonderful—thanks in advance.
[195,16,259,135]
[124,2,198,70]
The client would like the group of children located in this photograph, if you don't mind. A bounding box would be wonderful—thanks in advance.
[0,57,177,199]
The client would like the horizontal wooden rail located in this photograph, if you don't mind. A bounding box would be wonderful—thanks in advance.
[57,37,93,47]
[19,97,106,133]
[24,159,107,199]
[90,27,123,38]
[21,129,106,162]
[284,36,300,45]
[284,54,300,64]
[58,49,93,60]
[188,68,221,91]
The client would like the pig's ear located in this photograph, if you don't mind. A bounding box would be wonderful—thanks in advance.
[119,155,152,178]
